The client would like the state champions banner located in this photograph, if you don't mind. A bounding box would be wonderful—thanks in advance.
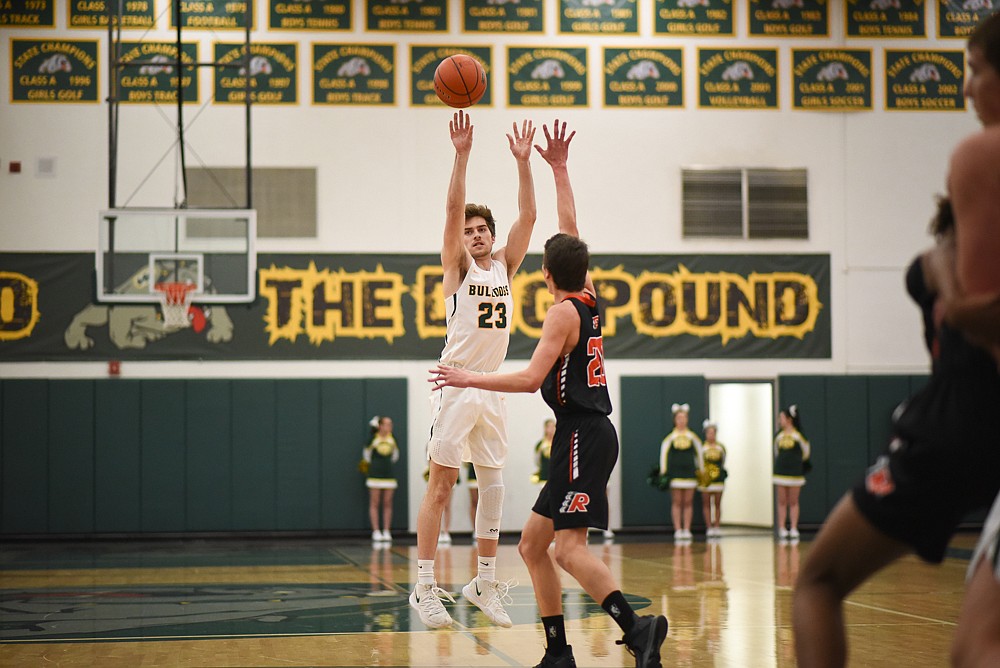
[0,252,830,361]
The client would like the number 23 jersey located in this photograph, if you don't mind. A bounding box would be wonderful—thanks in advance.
[438,260,512,373]
[541,292,612,417]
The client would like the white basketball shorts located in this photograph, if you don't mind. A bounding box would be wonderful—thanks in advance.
[428,385,508,469]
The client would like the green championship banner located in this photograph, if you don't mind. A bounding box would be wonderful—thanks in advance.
[559,0,637,35]
[270,0,351,30]
[69,0,156,28]
[171,0,253,29]
[464,0,543,33]
[116,42,199,104]
[11,39,99,103]
[313,43,394,105]
[698,48,778,109]
[508,46,588,107]
[792,49,872,111]
[214,42,297,104]
[654,0,734,36]
[603,47,683,109]
[1,0,55,27]
[749,0,828,36]
[937,1,999,38]
[845,0,925,37]
[366,0,446,32]
[410,45,492,107]
[885,49,964,111]
[0,253,831,361]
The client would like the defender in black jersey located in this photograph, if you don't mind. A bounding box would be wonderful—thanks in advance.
[793,195,1000,667]
[430,121,667,668]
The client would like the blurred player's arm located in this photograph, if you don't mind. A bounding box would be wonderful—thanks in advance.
[948,130,1000,296]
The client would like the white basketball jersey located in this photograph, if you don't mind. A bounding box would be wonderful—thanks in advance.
[438,259,513,373]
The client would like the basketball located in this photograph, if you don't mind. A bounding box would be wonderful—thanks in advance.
[433,54,487,108]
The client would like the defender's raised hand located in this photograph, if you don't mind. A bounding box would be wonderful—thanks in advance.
[534,119,576,168]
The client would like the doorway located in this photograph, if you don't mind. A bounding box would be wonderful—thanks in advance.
[707,381,774,528]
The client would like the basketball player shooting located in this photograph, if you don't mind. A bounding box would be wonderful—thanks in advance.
[409,109,538,630]
[429,120,669,668]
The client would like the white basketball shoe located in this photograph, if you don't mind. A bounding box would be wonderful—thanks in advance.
[462,576,515,628]
[409,582,455,629]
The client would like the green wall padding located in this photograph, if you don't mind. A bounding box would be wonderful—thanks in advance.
[621,376,706,528]
[2,380,48,533]
[95,380,142,532]
[1,378,407,536]
[49,381,95,533]
[187,381,232,531]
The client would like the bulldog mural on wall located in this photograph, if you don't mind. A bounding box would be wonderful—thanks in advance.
[64,265,234,350]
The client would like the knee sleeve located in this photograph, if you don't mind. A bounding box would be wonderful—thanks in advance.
[475,466,504,539]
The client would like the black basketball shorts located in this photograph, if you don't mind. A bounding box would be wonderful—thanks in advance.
[532,413,619,531]
[852,372,1000,563]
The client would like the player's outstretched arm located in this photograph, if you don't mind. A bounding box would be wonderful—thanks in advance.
[497,119,538,279]
[535,120,594,295]
[535,119,578,239]
[429,301,576,394]
[442,110,474,296]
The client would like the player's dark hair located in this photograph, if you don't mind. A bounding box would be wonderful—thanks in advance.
[928,196,954,239]
[970,13,1000,73]
[543,233,589,292]
[465,203,496,237]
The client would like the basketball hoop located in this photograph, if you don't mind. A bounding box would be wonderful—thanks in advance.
[154,282,196,328]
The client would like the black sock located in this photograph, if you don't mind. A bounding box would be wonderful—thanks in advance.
[601,591,637,633]
[541,615,567,654]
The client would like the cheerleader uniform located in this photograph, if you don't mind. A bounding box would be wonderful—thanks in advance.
[533,436,552,484]
[698,442,728,493]
[773,430,810,487]
[364,434,399,489]
[660,429,704,490]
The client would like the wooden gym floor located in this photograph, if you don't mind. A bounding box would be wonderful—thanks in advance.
[0,529,978,667]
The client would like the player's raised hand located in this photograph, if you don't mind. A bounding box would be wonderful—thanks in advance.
[534,118,575,168]
[507,119,536,162]
[450,110,473,154]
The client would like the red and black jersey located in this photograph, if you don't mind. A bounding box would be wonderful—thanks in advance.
[541,292,612,417]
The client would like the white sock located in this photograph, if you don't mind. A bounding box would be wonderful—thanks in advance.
[417,559,435,586]
[477,555,496,583]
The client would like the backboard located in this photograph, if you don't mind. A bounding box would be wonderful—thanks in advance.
[97,209,256,303]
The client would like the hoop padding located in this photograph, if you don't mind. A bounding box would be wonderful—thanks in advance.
[155,282,196,328]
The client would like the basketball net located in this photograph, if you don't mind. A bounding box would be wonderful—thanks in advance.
[154,282,196,328]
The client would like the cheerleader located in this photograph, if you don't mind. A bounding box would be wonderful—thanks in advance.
[531,418,555,484]
[660,403,704,541]
[698,419,728,538]
[363,415,399,542]
[773,405,810,540]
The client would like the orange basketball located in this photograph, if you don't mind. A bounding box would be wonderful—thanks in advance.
[433,54,487,108]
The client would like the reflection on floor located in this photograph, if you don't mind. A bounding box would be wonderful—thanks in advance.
[0,528,977,667]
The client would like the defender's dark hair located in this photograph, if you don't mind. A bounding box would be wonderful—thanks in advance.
[465,203,496,237]
[543,233,589,292]
[969,13,1000,73]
